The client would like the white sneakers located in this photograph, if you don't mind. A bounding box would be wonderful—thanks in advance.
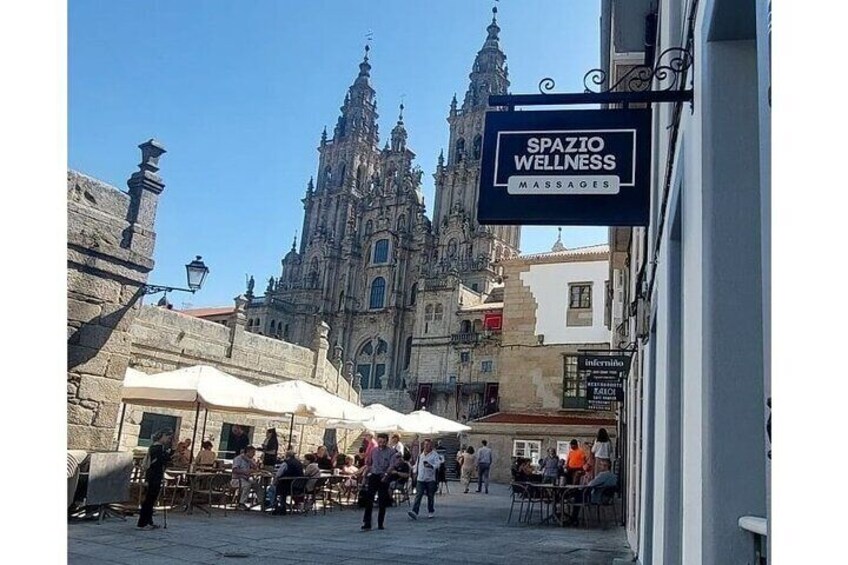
[428,513,435,519]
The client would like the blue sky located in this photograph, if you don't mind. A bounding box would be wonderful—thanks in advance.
[69,0,606,308]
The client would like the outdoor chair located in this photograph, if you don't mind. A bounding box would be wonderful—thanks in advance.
[521,482,548,525]
[284,478,309,515]
[563,487,593,528]
[323,476,346,511]
[507,483,530,524]
[391,480,411,507]
[162,471,189,508]
[587,485,619,527]
[305,476,329,515]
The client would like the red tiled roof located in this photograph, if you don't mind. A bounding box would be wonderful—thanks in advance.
[474,412,616,426]
[178,307,234,318]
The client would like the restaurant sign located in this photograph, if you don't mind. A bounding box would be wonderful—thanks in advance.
[587,378,625,403]
[577,354,632,374]
[478,108,651,226]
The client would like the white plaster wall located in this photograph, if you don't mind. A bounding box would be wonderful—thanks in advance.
[519,259,609,345]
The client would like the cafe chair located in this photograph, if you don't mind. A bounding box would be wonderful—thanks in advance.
[507,483,530,524]
[305,476,329,515]
[391,479,411,507]
[588,485,619,527]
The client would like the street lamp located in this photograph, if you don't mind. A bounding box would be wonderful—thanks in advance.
[142,255,210,295]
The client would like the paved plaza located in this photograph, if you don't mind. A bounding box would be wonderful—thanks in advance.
[68,483,633,564]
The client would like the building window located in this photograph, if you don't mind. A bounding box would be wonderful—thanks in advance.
[404,336,413,369]
[460,351,470,363]
[369,277,386,309]
[409,283,417,306]
[425,304,433,321]
[455,138,466,162]
[365,220,373,236]
[481,360,493,373]
[373,239,389,264]
[562,355,590,409]
[569,283,592,309]
[434,304,444,321]
[219,423,254,460]
[513,439,542,463]
[567,283,593,327]
[472,134,482,160]
[138,413,179,447]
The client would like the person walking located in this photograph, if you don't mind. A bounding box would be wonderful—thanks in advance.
[475,439,493,494]
[361,433,400,531]
[457,446,477,493]
[592,428,612,473]
[408,438,441,520]
[137,429,173,530]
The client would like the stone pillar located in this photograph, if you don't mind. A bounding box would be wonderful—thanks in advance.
[67,140,165,451]
[311,321,331,386]
[227,294,248,358]
[123,140,166,256]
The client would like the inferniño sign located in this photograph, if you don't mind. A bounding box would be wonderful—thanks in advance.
[478,108,651,226]
[577,354,632,373]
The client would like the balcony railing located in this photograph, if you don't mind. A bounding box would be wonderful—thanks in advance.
[451,332,480,345]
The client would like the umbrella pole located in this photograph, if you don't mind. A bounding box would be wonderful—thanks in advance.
[288,414,295,450]
[200,409,208,443]
[114,402,127,451]
[189,403,200,464]
[298,423,304,456]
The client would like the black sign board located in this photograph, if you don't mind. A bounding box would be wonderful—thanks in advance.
[587,378,625,402]
[577,354,632,374]
[478,108,652,226]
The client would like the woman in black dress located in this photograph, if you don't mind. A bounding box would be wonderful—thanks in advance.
[261,428,279,467]
[137,429,173,529]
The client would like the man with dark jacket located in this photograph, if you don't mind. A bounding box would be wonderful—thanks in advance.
[272,450,304,515]
[137,429,173,529]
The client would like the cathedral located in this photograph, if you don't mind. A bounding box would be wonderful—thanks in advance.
[243,9,520,414]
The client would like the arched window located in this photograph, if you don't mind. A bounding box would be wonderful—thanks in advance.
[338,163,346,186]
[434,304,444,321]
[376,339,388,355]
[455,138,466,163]
[410,283,418,306]
[356,164,367,189]
[365,220,373,236]
[397,214,407,233]
[270,320,276,332]
[369,277,386,309]
[283,324,290,340]
[473,319,483,333]
[373,239,389,264]
[356,341,374,389]
[338,291,345,311]
[460,320,471,334]
[473,134,483,160]
[425,304,433,322]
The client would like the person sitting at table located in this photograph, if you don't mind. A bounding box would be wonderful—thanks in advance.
[315,445,334,471]
[231,445,259,509]
[388,450,411,498]
[354,446,367,468]
[340,455,360,491]
[170,440,191,468]
[565,439,587,485]
[564,469,618,526]
[540,448,560,484]
[303,453,321,492]
[195,441,217,467]
[272,450,304,515]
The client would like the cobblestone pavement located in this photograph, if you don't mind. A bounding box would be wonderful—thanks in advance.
[68,483,633,564]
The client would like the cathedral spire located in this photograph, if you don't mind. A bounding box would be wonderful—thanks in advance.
[463,6,509,110]
[333,44,379,144]
[551,227,565,252]
[390,102,408,152]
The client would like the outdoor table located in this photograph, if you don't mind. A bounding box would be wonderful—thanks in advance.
[528,483,589,526]
[178,470,227,515]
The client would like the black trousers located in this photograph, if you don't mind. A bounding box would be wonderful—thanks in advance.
[274,479,293,513]
[137,477,162,527]
[362,474,390,528]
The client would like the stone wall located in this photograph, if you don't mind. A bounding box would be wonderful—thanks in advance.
[67,141,166,451]
[121,302,360,455]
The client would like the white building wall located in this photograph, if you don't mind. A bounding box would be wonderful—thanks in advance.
[519,260,609,344]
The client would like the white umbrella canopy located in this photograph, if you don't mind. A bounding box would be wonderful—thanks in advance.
[402,409,472,435]
[252,379,371,423]
[121,365,268,415]
[360,403,413,433]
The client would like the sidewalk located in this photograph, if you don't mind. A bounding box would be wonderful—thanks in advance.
[68,483,633,564]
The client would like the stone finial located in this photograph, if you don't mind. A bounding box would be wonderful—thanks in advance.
[551,227,565,252]
[139,139,166,172]
[233,294,249,314]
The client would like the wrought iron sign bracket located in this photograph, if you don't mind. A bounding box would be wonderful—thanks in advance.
[490,47,694,111]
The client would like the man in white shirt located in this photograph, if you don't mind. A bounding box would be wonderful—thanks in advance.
[389,433,406,459]
[408,439,442,520]
[230,446,259,509]
[475,439,493,494]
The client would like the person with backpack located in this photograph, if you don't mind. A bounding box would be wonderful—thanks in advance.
[137,428,173,530]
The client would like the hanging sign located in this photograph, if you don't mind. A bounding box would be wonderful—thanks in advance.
[577,354,632,374]
[478,108,651,226]
[587,378,625,402]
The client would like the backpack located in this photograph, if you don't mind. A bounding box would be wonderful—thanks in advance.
[403,445,411,461]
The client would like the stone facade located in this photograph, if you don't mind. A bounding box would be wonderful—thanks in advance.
[67,140,166,451]
[241,11,518,413]
[120,301,359,455]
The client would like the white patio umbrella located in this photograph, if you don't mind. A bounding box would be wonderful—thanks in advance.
[119,365,273,459]
[402,409,472,435]
[252,379,372,446]
[358,403,413,433]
